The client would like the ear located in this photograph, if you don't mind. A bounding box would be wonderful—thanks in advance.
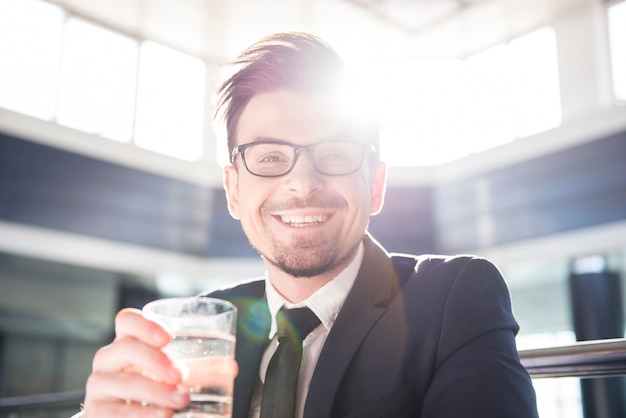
[223,165,241,220]
[370,161,387,215]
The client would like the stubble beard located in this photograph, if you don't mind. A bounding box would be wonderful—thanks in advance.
[267,232,351,278]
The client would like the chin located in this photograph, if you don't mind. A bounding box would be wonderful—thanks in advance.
[277,262,331,278]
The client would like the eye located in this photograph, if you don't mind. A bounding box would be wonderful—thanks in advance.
[320,151,348,161]
[316,143,354,163]
[246,145,294,171]
[258,152,289,164]
[259,154,285,163]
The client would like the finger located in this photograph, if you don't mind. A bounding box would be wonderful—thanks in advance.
[93,336,185,385]
[114,308,172,348]
[85,370,190,411]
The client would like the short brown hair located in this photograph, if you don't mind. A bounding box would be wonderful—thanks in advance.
[214,32,378,160]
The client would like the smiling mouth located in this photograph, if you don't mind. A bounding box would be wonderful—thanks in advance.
[279,214,329,227]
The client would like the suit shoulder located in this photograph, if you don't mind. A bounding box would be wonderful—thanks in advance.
[394,253,499,277]
[394,254,507,299]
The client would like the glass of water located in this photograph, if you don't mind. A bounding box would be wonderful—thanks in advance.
[143,297,237,418]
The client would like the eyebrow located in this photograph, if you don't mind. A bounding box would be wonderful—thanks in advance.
[248,132,357,145]
[247,137,290,145]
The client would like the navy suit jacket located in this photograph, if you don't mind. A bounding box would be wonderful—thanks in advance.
[206,235,539,418]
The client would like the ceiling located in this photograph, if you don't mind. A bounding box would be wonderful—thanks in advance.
[51,0,592,63]
[343,0,487,33]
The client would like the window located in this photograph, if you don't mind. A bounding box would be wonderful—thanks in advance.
[509,27,561,138]
[134,42,206,161]
[463,45,516,153]
[57,17,138,142]
[0,0,206,161]
[466,27,561,141]
[377,59,468,166]
[608,1,626,101]
[0,0,64,120]
[372,27,561,166]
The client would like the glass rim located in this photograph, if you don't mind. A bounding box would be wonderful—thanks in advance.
[142,296,237,316]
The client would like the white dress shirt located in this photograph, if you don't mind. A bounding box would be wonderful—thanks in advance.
[248,243,363,418]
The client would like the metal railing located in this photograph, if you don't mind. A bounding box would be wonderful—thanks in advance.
[519,337,626,379]
[0,389,84,418]
[0,390,84,410]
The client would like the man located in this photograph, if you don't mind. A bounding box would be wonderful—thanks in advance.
[80,32,539,417]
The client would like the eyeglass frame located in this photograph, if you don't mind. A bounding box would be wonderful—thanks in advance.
[230,139,378,178]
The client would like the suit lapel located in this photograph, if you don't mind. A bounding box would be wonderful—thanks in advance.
[232,298,271,418]
[304,234,402,418]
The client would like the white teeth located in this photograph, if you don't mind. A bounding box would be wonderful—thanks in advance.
[280,214,327,226]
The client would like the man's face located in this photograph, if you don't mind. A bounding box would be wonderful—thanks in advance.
[223,90,386,278]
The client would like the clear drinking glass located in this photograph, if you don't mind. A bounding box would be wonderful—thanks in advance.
[143,297,237,418]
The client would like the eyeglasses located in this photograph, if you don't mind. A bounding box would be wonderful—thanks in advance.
[231,140,375,178]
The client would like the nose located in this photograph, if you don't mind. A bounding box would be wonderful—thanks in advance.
[282,151,325,197]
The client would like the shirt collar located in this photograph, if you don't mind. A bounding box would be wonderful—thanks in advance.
[264,242,364,339]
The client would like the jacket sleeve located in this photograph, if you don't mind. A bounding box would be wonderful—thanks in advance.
[420,257,539,418]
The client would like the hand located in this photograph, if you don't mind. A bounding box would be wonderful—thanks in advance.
[82,308,190,418]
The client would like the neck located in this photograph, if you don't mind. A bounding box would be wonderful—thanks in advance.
[264,252,357,304]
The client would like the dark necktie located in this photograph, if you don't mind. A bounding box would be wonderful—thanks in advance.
[260,307,321,418]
